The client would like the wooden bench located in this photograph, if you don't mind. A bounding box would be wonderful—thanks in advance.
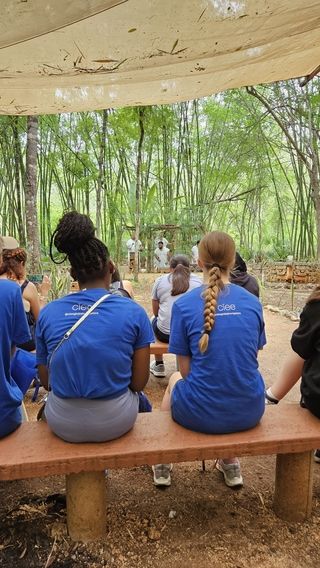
[1,405,319,542]
[150,341,169,356]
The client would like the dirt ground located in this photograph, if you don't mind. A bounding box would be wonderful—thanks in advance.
[0,276,319,568]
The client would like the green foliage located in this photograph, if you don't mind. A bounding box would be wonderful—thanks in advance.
[46,265,71,300]
[1,78,320,261]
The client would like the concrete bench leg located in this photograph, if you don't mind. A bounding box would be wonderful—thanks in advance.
[21,401,29,422]
[273,451,313,521]
[66,471,106,541]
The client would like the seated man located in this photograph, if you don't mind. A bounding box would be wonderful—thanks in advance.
[0,236,31,438]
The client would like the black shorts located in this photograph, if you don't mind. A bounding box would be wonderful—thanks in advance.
[152,317,170,343]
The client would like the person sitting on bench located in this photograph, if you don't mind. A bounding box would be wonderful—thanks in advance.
[110,263,134,299]
[266,285,320,463]
[230,252,259,298]
[150,254,202,378]
[152,231,266,487]
[0,236,31,439]
[0,239,46,351]
[36,211,154,443]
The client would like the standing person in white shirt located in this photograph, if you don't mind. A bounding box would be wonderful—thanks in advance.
[191,240,200,266]
[126,233,142,272]
[154,234,169,249]
[154,241,170,271]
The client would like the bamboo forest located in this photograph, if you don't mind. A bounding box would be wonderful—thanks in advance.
[1,78,320,271]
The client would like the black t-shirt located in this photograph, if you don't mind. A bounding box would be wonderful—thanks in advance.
[291,301,320,418]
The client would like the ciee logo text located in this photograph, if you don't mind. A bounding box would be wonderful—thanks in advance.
[72,304,91,312]
[217,303,236,312]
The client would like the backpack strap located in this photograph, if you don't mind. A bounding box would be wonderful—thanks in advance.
[20,280,29,294]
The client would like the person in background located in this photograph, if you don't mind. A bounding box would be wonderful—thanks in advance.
[110,263,134,299]
[0,237,50,351]
[191,240,200,266]
[154,241,170,271]
[36,212,153,443]
[266,285,320,462]
[150,254,202,377]
[126,233,143,272]
[154,234,169,249]
[0,235,31,438]
[152,232,266,487]
[230,252,259,298]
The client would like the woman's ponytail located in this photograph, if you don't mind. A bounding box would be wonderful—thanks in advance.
[170,255,191,296]
[197,231,236,354]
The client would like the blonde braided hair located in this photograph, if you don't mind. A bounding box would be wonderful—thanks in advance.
[198,231,236,354]
[199,265,223,353]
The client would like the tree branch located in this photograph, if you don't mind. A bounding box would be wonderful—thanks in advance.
[246,86,310,169]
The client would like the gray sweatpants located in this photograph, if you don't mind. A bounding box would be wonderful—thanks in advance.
[45,390,139,443]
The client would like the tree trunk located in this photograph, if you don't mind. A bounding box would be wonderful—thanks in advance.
[96,109,108,239]
[25,115,41,273]
[310,161,320,259]
[134,107,145,282]
[11,117,25,245]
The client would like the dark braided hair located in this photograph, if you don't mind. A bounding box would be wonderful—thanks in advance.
[50,211,110,284]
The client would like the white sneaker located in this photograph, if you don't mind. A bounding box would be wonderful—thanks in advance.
[150,361,166,378]
[152,464,173,486]
[314,449,320,463]
[216,459,243,488]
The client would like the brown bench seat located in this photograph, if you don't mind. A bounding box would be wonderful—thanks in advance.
[150,341,169,356]
[0,405,319,541]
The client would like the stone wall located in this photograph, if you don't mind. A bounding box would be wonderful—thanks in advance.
[249,262,320,284]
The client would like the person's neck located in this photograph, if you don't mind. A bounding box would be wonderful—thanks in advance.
[1,272,21,282]
[79,279,108,290]
[202,270,230,285]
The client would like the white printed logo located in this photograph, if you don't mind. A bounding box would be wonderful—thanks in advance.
[217,303,236,312]
[216,303,241,317]
[72,304,90,312]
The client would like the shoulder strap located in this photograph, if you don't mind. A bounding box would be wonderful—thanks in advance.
[64,293,110,340]
[48,293,110,369]
[20,280,29,294]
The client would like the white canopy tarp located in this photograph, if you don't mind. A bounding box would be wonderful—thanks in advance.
[1,0,320,115]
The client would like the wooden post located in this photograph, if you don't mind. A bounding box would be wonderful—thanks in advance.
[66,471,106,541]
[273,451,313,521]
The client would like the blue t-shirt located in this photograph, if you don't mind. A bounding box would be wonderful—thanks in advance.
[169,283,266,434]
[36,289,154,399]
[0,280,31,438]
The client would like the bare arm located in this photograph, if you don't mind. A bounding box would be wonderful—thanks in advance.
[38,365,49,390]
[152,299,160,317]
[122,279,134,299]
[38,275,51,307]
[24,282,41,321]
[269,350,304,401]
[130,346,150,391]
[177,355,191,378]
